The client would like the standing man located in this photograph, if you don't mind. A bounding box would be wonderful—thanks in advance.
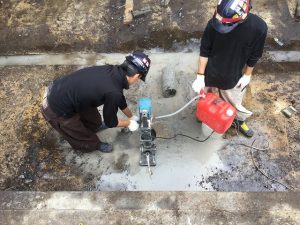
[42,51,151,152]
[192,0,267,137]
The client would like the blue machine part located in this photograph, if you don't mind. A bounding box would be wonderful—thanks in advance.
[138,98,152,116]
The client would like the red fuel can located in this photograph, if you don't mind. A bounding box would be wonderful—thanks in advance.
[196,93,236,134]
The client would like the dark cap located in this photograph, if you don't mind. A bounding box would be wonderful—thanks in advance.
[125,51,151,81]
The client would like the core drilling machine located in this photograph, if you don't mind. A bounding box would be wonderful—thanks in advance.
[137,90,237,170]
[137,98,156,167]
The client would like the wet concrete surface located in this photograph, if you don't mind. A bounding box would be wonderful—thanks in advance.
[0,52,299,192]
[0,1,299,224]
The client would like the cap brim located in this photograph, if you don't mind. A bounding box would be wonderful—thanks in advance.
[212,18,239,34]
[140,76,146,82]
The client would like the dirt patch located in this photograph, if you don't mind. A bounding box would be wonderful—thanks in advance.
[0,66,89,191]
[1,0,300,54]
[208,73,300,191]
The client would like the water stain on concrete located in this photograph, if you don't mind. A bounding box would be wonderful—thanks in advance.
[0,53,299,192]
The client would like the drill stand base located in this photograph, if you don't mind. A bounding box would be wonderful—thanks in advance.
[139,151,156,166]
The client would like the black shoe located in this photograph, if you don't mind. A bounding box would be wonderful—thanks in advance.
[232,120,254,138]
[98,143,113,153]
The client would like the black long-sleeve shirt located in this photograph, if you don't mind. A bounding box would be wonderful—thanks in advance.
[47,65,129,127]
[200,13,268,90]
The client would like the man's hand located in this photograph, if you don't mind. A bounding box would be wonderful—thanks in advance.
[192,74,205,94]
[128,120,139,132]
[237,74,251,90]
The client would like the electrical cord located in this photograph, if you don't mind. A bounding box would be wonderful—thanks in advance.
[232,120,295,191]
[232,120,269,151]
[156,130,215,142]
[156,121,295,191]
[246,139,294,191]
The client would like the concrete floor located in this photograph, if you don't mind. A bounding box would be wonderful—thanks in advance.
[1,192,300,225]
[0,52,299,192]
[0,1,299,223]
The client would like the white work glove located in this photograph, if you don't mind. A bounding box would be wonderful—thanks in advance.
[130,115,139,122]
[128,120,139,132]
[236,74,251,90]
[192,74,205,94]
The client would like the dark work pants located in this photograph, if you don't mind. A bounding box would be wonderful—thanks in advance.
[41,102,102,153]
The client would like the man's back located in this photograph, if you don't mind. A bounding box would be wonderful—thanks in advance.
[201,13,268,89]
[48,65,128,118]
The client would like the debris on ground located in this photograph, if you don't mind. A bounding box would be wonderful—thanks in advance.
[274,37,284,47]
[123,0,134,24]
[161,0,171,7]
[281,106,298,118]
[132,6,152,19]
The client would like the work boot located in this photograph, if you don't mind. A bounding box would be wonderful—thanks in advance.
[98,143,113,153]
[232,119,254,138]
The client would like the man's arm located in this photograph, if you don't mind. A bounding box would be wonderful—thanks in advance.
[246,25,268,68]
[198,21,212,75]
[116,107,133,128]
[193,56,208,94]
[121,107,133,118]
[238,23,267,89]
[118,107,140,132]
[117,119,130,128]
[198,56,208,75]
[244,31,265,76]
[244,66,254,75]
[192,22,212,93]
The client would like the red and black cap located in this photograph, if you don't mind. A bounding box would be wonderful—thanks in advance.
[212,0,251,34]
